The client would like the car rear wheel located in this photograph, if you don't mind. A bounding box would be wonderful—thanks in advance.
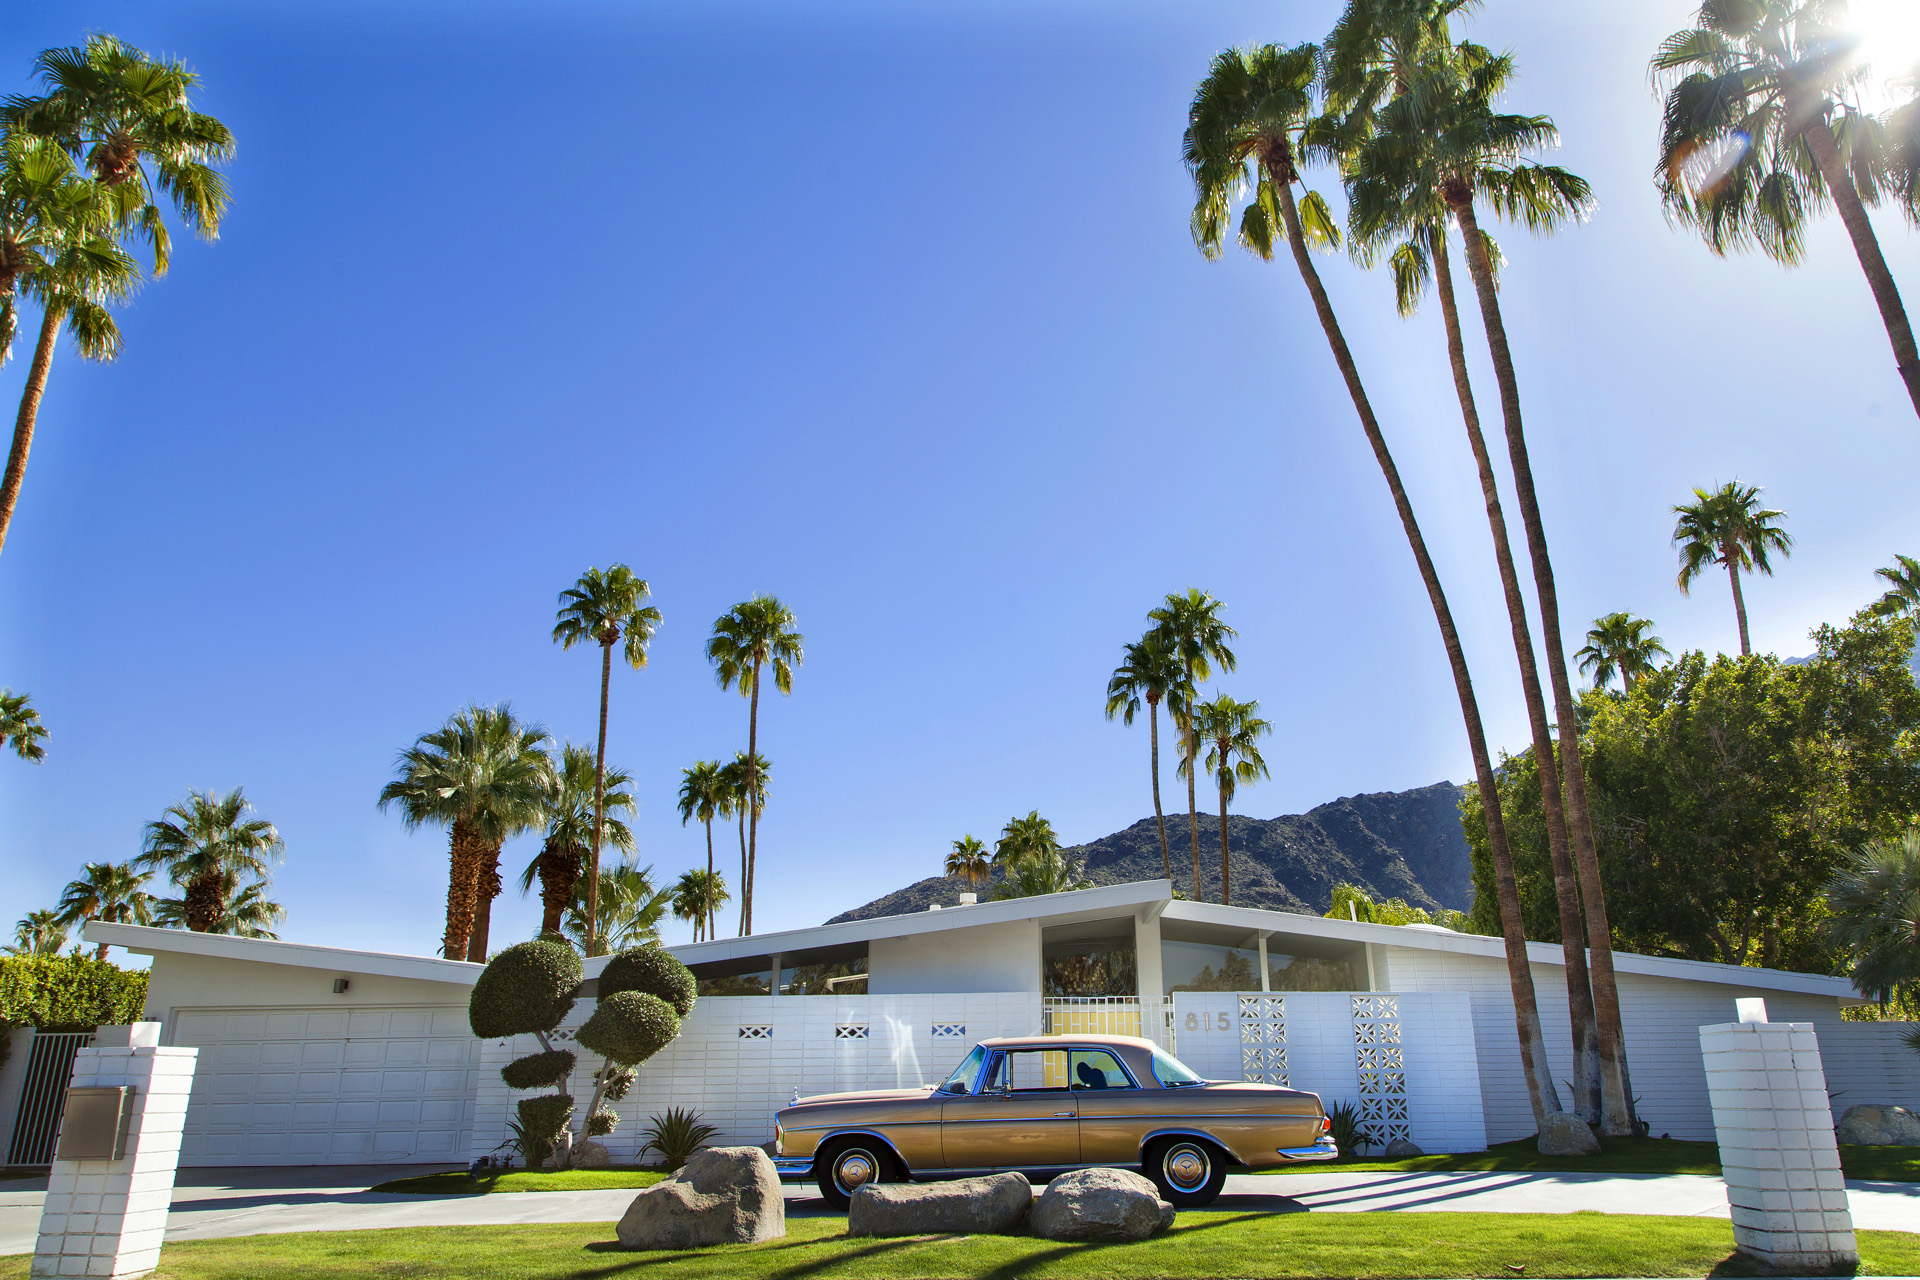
[1144,1137,1227,1208]
[815,1138,896,1210]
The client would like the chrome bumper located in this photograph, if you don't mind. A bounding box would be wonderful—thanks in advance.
[772,1156,815,1182]
[1277,1137,1340,1162]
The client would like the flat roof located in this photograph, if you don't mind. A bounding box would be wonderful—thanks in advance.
[86,921,481,985]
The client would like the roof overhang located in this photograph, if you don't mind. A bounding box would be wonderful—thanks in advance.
[85,921,483,986]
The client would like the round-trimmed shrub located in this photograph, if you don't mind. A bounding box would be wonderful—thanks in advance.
[585,1107,619,1137]
[516,1093,574,1163]
[598,946,696,1017]
[500,1048,575,1091]
[469,940,582,1039]
[576,990,679,1066]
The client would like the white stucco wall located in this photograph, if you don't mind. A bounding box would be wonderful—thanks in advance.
[139,952,472,1034]
[869,919,1041,995]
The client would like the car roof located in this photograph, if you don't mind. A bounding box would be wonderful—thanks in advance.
[974,1034,1161,1051]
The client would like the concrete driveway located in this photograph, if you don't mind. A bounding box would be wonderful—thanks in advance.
[1,1165,1916,1256]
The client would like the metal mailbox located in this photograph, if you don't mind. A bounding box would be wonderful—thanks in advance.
[54,1086,134,1161]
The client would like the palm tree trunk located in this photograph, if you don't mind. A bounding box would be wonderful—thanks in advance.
[1149,699,1171,883]
[703,817,716,938]
[468,846,502,963]
[0,305,61,556]
[443,817,484,960]
[1270,172,1561,1124]
[536,837,574,935]
[1217,779,1231,907]
[1726,552,1751,657]
[1801,115,1920,419]
[588,639,614,957]
[1434,227,1604,1122]
[736,807,747,937]
[1185,668,1202,902]
[1451,197,1632,1134]
[746,660,761,937]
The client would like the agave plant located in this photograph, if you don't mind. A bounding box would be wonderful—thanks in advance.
[637,1107,720,1171]
[1324,1099,1376,1157]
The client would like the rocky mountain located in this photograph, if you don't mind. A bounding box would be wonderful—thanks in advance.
[826,781,1474,924]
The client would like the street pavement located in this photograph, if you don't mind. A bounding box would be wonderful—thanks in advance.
[1,1165,1915,1256]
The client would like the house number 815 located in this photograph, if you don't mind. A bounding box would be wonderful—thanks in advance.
[1183,1013,1231,1032]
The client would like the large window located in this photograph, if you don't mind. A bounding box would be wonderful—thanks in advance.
[1163,940,1261,993]
[1267,950,1360,991]
[1162,936,1364,993]
[1042,933,1136,997]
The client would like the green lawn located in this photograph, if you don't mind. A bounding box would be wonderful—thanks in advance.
[1259,1135,1920,1182]
[374,1168,669,1195]
[1,1213,1915,1278]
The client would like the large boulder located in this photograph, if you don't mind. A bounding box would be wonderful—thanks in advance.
[1537,1112,1601,1156]
[571,1139,611,1170]
[1836,1104,1920,1146]
[848,1173,1031,1237]
[1382,1138,1425,1159]
[615,1146,786,1249]
[1030,1168,1173,1242]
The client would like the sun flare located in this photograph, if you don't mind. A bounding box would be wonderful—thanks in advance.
[1849,0,1920,107]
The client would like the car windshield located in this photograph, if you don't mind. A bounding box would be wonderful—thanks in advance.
[937,1045,986,1094]
[1151,1046,1206,1087]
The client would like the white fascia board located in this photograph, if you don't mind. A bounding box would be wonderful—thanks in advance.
[659,879,1175,970]
[1161,899,1858,1000]
[85,921,482,986]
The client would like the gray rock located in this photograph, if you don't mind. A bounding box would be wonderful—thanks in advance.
[1382,1138,1425,1159]
[571,1139,611,1169]
[1836,1104,1920,1146]
[848,1172,1031,1237]
[1030,1168,1174,1242]
[1536,1112,1601,1156]
[615,1146,786,1249]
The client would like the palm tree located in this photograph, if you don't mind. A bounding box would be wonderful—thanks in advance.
[994,811,1061,868]
[1147,590,1237,902]
[944,835,990,895]
[520,745,636,937]
[1576,613,1671,693]
[671,870,709,943]
[56,862,152,959]
[552,565,661,957]
[1673,482,1793,657]
[706,596,802,936]
[0,136,140,556]
[379,705,551,961]
[1,688,48,760]
[155,878,283,939]
[1185,40,1565,1124]
[1,34,234,553]
[565,858,671,956]
[7,909,67,957]
[1190,694,1271,907]
[1870,553,1920,620]
[1105,632,1187,884]
[1824,831,1920,1032]
[1653,1,1920,418]
[134,789,282,935]
[676,761,729,939]
[990,851,1094,900]
[716,753,763,936]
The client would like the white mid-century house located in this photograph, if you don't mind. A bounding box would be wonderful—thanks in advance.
[2,879,1914,1168]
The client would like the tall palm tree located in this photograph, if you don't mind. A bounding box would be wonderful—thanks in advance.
[944,835,990,895]
[2,34,233,554]
[1576,613,1671,693]
[1192,694,1271,907]
[0,688,48,760]
[565,858,671,956]
[7,909,67,957]
[1105,632,1187,884]
[1871,553,1920,619]
[671,870,709,943]
[135,789,282,935]
[676,761,729,939]
[520,745,635,937]
[56,862,152,959]
[155,878,283,939]
[716,753,764,936]
[1185,40,1564,1124]
[552,565,661,957]
[1147,590,1237,902]
[1673,482,1793,657]
[1653,0,1920,418]
[379,705,551,961]
[706,596,802,936]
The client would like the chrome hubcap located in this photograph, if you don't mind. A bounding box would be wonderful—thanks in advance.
[1165,1144,1209,1190]
[836,1151,877,1192]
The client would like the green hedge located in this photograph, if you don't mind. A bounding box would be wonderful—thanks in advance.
[0,955,148,1030]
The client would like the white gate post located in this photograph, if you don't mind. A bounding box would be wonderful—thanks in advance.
[1699,1005,1856,1272]
[31,1023,197,1280]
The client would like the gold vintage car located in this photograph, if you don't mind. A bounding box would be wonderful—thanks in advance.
[772,1033,1337,1209]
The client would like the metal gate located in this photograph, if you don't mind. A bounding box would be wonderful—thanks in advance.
[6,1031,94,1165]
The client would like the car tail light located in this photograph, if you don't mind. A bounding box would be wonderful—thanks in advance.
[1321,1115,1332,1133]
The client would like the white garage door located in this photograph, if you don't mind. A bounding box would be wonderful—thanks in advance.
[171,1006,479,1166]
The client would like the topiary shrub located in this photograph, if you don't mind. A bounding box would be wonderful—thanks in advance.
[598,946,696,1017]
[500,1049,575,1091]
[468,940,580,1039]
[578,992,679,1064]
[585,1108,619,1137]
[516,1094,574,1167]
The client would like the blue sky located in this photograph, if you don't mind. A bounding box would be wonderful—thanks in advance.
[3,0,1917,955]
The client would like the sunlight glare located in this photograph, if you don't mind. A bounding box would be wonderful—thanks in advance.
[1850,0,1920,110]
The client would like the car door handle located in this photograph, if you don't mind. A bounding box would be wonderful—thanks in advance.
[1053,1111,1074,1117]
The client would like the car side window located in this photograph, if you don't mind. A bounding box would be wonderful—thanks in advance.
[1068,1049,1134,1090]
[986,1049,1070,1092]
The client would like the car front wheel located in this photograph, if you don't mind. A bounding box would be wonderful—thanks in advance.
[1144,1137,1227,1208]
[815,1138,895,1210]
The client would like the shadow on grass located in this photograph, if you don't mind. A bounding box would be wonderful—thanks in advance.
[1705,1251,1863,1278]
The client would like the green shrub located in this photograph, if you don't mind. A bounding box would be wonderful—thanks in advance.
[577,991,678,1066]
[601,1065,637,1102]
[585,1108,618,1137]
[515,1094,574,1166]
[500,1049,575,1091]
[638,1107,720,1171]
[468,941,580,1039]
[598,947,696,1017]
[0,955,149,1031]
[1325,1100,1375,1157]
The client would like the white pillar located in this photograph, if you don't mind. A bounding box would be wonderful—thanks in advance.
[32,1024,196,1280]
[1256,933,1270,992]
[1699,1012,1856,1272]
